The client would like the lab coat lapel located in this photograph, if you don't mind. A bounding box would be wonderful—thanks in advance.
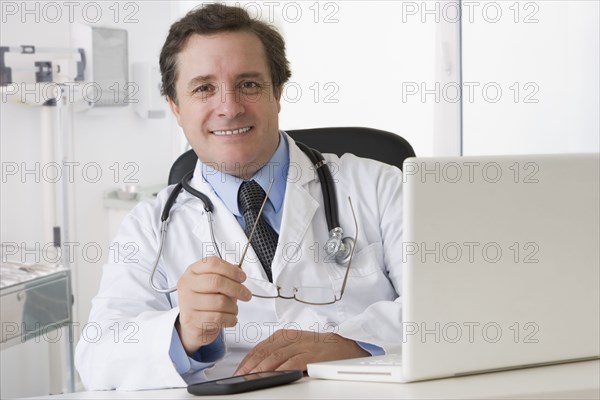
[188,164,268,280]
[271,136,320,281]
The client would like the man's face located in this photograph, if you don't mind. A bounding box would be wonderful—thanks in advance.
[168,31,282,179]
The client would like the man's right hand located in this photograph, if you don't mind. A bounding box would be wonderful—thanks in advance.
[175,256,252,355]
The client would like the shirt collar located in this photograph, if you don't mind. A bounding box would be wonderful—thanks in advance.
[200,131,289,217]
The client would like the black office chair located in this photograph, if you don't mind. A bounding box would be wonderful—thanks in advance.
[168,127,416,185]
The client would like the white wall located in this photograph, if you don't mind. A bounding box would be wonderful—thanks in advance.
[199,0,440,157]
[462,0,599,155]
[276,1,438,156]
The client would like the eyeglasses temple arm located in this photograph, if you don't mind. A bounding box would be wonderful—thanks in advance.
[339,197,358,298]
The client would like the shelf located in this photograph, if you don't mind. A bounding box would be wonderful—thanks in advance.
[0,270,72,350]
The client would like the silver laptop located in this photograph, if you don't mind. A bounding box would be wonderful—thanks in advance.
[308,153,600,383]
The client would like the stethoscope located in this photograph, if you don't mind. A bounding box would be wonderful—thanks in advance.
[150,142,355,294]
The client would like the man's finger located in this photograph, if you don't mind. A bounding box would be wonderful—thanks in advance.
[189,257,247,283]
[246,345,300,373]
[185,293,239,314]
[234,346,270,375]
[234,331,295,375]
[275,353,312,372]
[188,256,246,283]
[184,273,252,301]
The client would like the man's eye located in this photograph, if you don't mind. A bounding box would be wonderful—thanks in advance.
[241,81,260,90]
[239,82,262,97]
[193,84,214,94]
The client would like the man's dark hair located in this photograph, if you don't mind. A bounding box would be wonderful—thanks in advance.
[159,3,292,104]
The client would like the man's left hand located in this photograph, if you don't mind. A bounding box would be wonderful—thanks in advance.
[234,329,369,375]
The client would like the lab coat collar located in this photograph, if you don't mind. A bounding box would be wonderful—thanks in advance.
[282,131,319,187]
[269,132,320,281]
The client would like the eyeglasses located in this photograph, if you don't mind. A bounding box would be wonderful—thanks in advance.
[239,182,358,306]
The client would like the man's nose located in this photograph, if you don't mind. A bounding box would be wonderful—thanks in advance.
[217,87,244,119]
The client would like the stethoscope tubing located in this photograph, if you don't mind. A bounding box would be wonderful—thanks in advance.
[149,143,352,294]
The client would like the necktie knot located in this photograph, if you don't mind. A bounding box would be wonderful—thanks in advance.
[238,180,267,213]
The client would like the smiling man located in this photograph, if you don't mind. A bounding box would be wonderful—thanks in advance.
[168,30,281,179]
[75,3,404,390]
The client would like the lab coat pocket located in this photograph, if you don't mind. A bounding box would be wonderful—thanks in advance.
[327,241,384,280]
[327,241,395,317]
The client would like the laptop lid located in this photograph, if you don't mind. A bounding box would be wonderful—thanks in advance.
[401,153,600,381]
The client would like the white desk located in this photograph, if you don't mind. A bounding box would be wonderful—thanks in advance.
[29,360,599,399]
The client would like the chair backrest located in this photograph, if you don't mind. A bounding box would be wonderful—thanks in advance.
[168,127,416,185]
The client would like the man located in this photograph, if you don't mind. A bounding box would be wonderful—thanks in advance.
[75,3,403,390]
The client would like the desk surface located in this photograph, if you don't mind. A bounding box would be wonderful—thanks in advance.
[29,360,600,399]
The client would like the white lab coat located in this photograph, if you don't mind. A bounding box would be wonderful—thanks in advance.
[75,134,404,390]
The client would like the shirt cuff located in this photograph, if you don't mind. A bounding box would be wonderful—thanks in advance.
[356,341,385,356]
[169,328,226,375]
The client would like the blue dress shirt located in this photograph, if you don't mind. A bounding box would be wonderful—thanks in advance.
[201,131,289,234]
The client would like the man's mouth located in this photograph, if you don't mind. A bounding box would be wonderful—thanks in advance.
[211,126,253,136]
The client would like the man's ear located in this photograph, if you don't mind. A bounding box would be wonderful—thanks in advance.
[167,96,182,126]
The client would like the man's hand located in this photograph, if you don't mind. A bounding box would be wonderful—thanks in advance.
[234,329,370,375]
[176,256,252,355]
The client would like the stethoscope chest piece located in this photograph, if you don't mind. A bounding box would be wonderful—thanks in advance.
[325,227,355,265]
